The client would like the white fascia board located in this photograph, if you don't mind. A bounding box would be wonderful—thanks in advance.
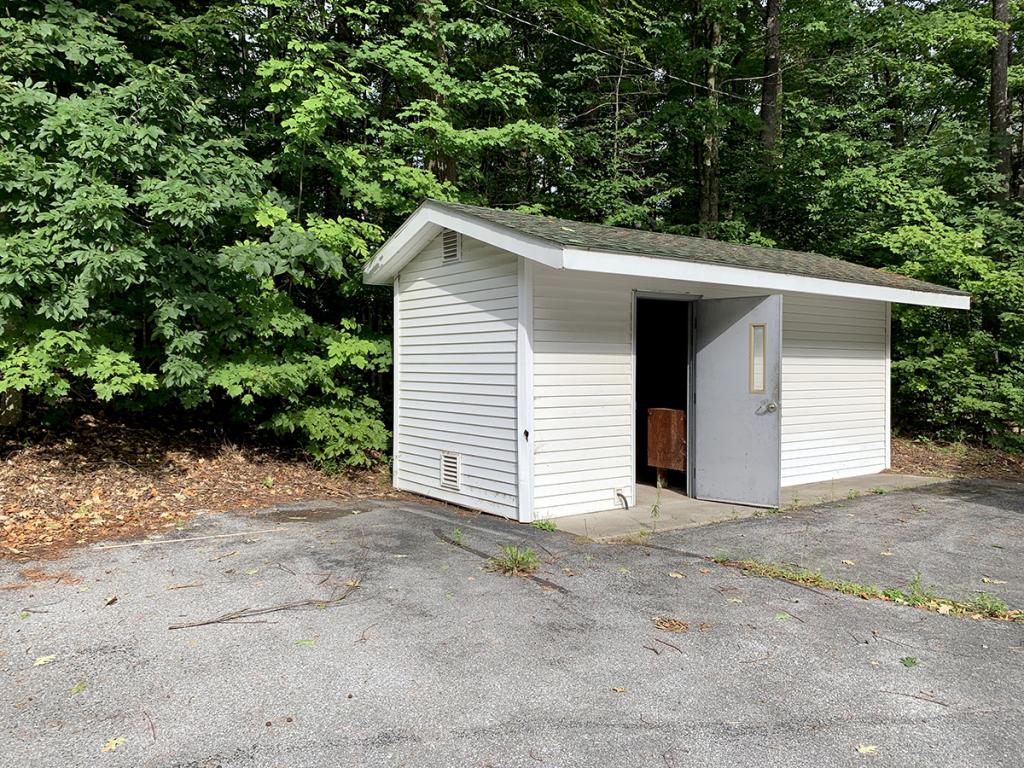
[363,201,563,285]
[561,248,971,310]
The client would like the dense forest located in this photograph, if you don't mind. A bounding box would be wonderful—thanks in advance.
[1,0,1022,465]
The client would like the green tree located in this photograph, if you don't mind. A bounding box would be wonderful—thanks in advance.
[0,2,391,465]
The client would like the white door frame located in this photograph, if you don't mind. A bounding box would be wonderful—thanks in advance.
[631,290,700,507]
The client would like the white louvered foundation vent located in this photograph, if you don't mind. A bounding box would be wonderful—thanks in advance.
[441,229,462,264]
[439,452,461,491]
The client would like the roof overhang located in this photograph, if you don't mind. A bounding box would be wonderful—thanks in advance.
[363,200,562,283]
[363,201,970,310]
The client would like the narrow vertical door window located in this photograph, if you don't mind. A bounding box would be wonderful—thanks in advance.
[750,324,766,393]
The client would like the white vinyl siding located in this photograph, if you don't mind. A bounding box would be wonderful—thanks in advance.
[394,234,519,517]
[532,270,634,518]
[530,269,748,519]
[781,294,889,486]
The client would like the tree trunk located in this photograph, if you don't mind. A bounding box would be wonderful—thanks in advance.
[990,0,1012,195]
[760,0,781,151]
[1013,91,1024,197]
[698,18,721,236]
[0,390,22,427]
[420,3,456,185]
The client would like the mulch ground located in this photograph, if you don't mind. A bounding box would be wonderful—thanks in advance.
[0,415,399,562]
[3,417,1020,563]
[891,436,1024,482]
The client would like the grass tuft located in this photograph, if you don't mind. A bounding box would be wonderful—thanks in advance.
[722,559,1023,623]
[488,545,540,576]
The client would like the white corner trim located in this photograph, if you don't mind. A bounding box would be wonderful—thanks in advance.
[392,275,401,488]
[516,256,535,523]
[363,201,563,284]
[561,248,970,310]
[884,301,892,469]
[629,289,637,508]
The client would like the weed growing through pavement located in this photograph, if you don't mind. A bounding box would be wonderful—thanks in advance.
[452,528,464,547]
[614,530,652,545]
[488,545,540,576]
[719,560,1023,623]
[650,476,663,530]
[971,591,1010,616]
[531,519,556,532]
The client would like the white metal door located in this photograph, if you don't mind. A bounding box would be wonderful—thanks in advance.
[692,295,782,507]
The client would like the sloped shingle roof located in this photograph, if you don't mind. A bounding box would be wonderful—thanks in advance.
[432,200,967,298]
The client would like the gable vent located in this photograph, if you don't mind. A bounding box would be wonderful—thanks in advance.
[441,229,461,264]
[439,452,460,491]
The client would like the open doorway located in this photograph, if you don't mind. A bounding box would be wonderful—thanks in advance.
[634,297,691,497]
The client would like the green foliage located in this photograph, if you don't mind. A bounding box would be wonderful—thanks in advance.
[734,560,1023,621]
[3,0,1024,457]
[0,2,390,465]
[971,591,1009,617]
[488,545,541,576]
[531,519,557,532]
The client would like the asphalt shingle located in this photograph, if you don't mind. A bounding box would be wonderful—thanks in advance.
[432,200,968,297]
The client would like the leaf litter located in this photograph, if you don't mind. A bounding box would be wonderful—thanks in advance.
[0,414,399,560]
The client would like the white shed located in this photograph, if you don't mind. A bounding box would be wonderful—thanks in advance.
[363,201,969,521]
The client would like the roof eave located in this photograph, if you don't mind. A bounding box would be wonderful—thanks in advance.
[561,247,970,310]
[364,204,969,310]
[362,200,563,285]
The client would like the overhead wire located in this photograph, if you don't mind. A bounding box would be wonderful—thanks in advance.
[471,0,759,104]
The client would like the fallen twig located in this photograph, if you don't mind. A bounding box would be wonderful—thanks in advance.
[875,633,978,659]
[778,608,805,623]
[654,637,682,654]
[168,581,360,630]
[166,582,203,591]
[96,528,285,550]
[880,689,950,708]
[142,709,157,742]
[354,623,379,645]
[209,550,237,562]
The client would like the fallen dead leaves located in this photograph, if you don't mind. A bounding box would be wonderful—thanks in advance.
[891,436,1024,482]
[0,567,86,592]
[100,737,125,753]
[653,616,689,633]
[652,616,712,633]
[0,414,398,560]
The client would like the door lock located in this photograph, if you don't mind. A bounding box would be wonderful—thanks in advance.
[765,401,778,413]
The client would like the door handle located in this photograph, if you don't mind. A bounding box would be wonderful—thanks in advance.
[765,401,778,413]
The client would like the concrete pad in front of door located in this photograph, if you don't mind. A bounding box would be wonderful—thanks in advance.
[553,472,945,541]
